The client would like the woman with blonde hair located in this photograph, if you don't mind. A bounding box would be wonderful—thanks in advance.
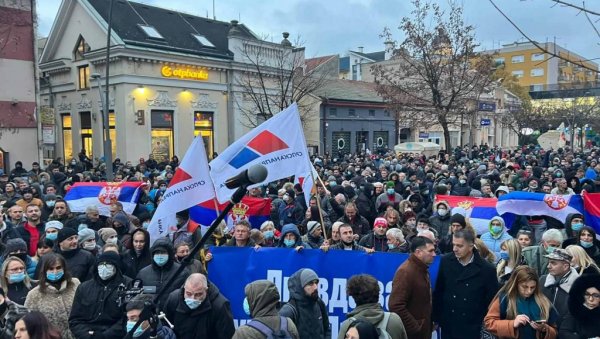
[497,239,524,285]
[0,257,36,305]
[475,238,496,264]
[484,266,558,339]
[565,245,600,276]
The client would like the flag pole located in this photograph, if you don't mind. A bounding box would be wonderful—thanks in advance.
[309,163,328,242]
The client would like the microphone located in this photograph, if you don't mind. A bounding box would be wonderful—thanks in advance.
[225,164,268,189]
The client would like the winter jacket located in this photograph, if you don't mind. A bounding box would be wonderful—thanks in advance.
[279,269,331,339]
[375,192,403,213]
[24,278,81,339]
[278,201,304,227]
[429,202,452,239]
[5,281,35,306]
[54,247,95,282]
[233,280,299,339]
[277,224,312,249]
[358,231,388,252]
[163,282,235,339]
[69,267,132,339]
[337,303,407,339]
[480,216,514,263]
[559,274,600,339]
[540,267,580,328]
[336,214,371,237]
[135,238,190,309]
[484,295,558,339]
[522,245,550,277]
[121,229,152,278]
[0,300,28,339]
[389,254,431,339]
[432,250,499,339]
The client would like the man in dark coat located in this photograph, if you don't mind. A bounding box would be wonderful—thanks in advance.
[136,238,190,309]
[336,202,370,237]
[54,227,95,282]
[279,268,331,339]
[433,229,499,339]
[164,273,235,339]
[390,236,436,339]
[69,251,132,338]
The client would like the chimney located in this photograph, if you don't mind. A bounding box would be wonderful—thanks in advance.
[358,46,364,53]
[384,39,394,60]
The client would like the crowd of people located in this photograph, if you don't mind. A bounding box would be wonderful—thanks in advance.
[0,143,599,338]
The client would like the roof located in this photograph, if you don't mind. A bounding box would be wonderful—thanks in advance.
[87,0,257,59]
[305,55,336,73]
[349,50,386,62]
[313,79,384,103]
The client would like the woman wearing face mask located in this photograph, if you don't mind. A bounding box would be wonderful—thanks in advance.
[25,253,80,339]
[121,228,151,279]
[559,274,600,338]
[174,242,205,274]
[565,245,600,276]
[562,213,587,248]
[259,221,278,247]
[277,224,311,251]
[0,257,36,305]
[98,227,123,252]
[574,227,600,264]
[496,239,525,286]
[77,228,100,257]
[43,220,63,243]
[481,217,514,264]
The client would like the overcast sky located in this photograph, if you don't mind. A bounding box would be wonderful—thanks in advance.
[37,0,600,62]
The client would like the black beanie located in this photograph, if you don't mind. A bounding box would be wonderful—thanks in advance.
[57,227,78,244]
[97,251,122,272]
[450,213,466,228]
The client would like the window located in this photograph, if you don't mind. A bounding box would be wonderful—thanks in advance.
[151,110,174,163]
[194,112,214,157]
[531,53,545,61]
[384,110,390,117]
[348,109,356,117]
[511,70,524,78]
[61,114,73,160]
[531,68,544,77]
[373,131,388,149]
[352,64,358,80]
[332,131,351,155]
[109,111,116,160]
[74,36,90,61]
[328,108,337,117]
[192,34,215,47]
[138,25,164,39]
[511,55,525,63]
[494,57,505,67]
[78,65,90,90]
[531,84,544,91]
[80,112,93,158]
[368,109,375,117]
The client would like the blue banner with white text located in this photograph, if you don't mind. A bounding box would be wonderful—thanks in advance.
[208,247,441,335]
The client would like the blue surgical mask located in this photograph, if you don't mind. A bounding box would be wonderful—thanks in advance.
[283,239,295,247]
[46,270,64,282]
[8,272,25,283]
[571,223,584,232]
[263,230,274,239]
[500,251,510,261]
[153,254,169,266]
[46,200,56,207]
[142,221,150,229]
[126,321,145,337]
[387,244,396,250]
[546,245,557,254]
[185,298,202,310]
[491,225,502,234]
[243,297,251,316]
[46,233,57,241]
[580,240,594,248]
[387,188,395,195]
[329,181,337,187]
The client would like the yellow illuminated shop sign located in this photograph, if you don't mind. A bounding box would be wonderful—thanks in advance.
[161,65,208,81]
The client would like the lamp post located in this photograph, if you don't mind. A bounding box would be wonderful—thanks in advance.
[90,73,113,181]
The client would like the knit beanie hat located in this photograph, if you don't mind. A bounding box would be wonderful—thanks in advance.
[4,239,27,255]
[98,227,118,242]
[45,220,64,232]
[307,221,321,235]
[450,213,466,228]
[78,228,96,245]
[57,227,78,244]
[299,268,319,287]
[386,181,395,189]
[373,217,388,228]
[97,251,122,272]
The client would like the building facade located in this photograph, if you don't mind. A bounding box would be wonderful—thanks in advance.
[39,0,299,164]
[0,0,40,172]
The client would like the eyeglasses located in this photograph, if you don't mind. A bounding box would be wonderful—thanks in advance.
[7,267,25,273]
[584,292,600,300]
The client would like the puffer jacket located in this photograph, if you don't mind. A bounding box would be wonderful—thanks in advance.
[279,269,331,339]
[135,238,190,309]
[480,217,513,263]
[24,278,81,339]
[233,280,299,339]
[429,201,452,239]
[338,303,407,339]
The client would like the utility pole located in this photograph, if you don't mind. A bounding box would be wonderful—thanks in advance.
[102,0,114,180]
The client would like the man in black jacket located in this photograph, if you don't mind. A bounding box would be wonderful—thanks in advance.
[136,238,189,309]
[433,229,499,339]
[55,227,95,282]
[164,273,235,339]
[69,251,132,339]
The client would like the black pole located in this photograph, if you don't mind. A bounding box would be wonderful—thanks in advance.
[103,0,114,181]
[123,185,249,338]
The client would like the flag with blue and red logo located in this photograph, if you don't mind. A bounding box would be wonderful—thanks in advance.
[581,191,600,234]
[436,195,507,234]
[497,192,584,224]
[65,182,143,216]
[190,196,272,231]
[210,103,311,203]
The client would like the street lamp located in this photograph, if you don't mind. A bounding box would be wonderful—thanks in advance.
[90,72,113,181]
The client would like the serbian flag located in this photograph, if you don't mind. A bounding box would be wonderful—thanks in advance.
[582,191,600,234]
[190,196,271,232]
[497,192,584,224]
[210,103,311,203]
[436,195,504,235]
[65,182,143,216]
[147,136,215,244]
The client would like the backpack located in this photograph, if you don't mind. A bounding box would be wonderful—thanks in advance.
[246,316,293,339]
[348,312,392,339]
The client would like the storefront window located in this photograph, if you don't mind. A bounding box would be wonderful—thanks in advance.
[61,114,73,160]
[193,111,214,158]
[80,112,92,158]
[109,111,116,159]
[151,110,174,162]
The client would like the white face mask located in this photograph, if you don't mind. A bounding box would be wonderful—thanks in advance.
[106,237,118,245]
[83,241,96,250]
[97,263,116,280]
[437,208,448,217]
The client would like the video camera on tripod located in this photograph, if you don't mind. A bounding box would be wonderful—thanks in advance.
[117,279,145,308]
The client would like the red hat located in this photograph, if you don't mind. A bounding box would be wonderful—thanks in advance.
[373,217,388,228]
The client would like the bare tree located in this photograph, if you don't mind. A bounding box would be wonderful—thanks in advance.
[372,0,495,151]
[234,35,332,128]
